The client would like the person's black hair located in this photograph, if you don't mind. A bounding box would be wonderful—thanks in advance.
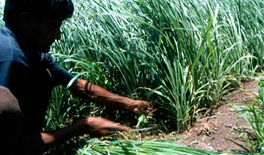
[3,0,74,27]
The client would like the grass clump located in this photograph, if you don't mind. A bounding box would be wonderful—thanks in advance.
[234,79,264,153]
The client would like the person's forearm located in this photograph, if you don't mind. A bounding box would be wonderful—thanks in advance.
[40,117,131,147]
[71,79,150,114]
[40,120,84,146]
[72,79,133,108]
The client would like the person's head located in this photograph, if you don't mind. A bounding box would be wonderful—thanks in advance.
[3,0,74,53]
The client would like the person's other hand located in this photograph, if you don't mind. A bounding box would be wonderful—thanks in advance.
[78,117,131,137]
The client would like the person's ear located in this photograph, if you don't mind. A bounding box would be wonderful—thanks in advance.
[18,12,36,33]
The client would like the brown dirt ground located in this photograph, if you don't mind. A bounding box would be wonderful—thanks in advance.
[175,77,261,153]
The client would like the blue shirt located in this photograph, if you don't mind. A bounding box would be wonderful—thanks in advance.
[0,27,74,133]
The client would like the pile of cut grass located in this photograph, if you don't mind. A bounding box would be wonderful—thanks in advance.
[75,139,253,155]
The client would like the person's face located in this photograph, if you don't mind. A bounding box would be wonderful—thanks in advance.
[34,18,62,53]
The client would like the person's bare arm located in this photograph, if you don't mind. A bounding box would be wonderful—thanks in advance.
[37,79,154,148]
[39,117,131,146]
[70,79,152,114]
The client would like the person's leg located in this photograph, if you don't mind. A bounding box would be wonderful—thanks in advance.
[0,86,23,154]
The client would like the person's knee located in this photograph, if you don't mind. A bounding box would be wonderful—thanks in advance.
[0,85,23,125]
[0,86,23,144]
[0,86,21,113]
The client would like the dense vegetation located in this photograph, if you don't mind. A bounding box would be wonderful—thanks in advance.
[1,0,264,154]
[48,0,264,132]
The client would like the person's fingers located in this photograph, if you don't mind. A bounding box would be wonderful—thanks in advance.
[145,107,154,113]
[141,100,148,105]
[128,100,159,114]
[89,125,131,137]
[141,101,155,113]
[105,124,132,132]
[137,101,149,110]
[119,125,131,131]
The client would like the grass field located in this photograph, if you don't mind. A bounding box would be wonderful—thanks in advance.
[1,0,264,154]
[47,0,264,153]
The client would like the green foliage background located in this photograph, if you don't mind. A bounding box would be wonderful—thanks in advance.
[48,0,264,133]
[1,0,264,154]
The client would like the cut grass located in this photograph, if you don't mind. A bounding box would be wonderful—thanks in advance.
[76,138,254,155]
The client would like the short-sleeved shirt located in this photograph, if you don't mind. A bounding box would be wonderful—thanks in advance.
[0,26,74,133]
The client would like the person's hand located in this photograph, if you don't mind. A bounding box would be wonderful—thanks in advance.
[125,100,154,115]
[78,117,131,137]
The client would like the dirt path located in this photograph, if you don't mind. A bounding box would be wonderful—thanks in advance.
[176,77,260,153]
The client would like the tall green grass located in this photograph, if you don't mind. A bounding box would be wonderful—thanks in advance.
[0,3,3,27]
[1,0,264,154]
[49,0,263,133]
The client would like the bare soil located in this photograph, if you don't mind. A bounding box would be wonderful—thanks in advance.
[176,77,260,153]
